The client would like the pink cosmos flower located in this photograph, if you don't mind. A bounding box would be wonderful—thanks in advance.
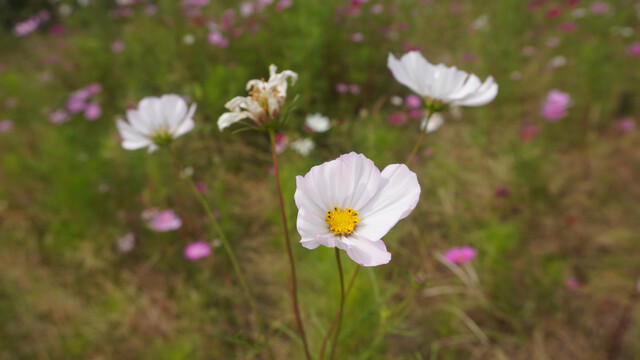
[558,21,578,33]
[184,241,212,261]
[350,33,364,42]
[404,94,422,109]
[616,118,636,132]
[84,83,103,96]
[111,40,125,53]
[49,109,70,124]
[149,209,182,232]
[349,84,361,95]
[275,133,289,154]
[0,120,13,133]
[387,112,407,125]
[195,182,207,194]
[547,6,562,18]
[208,32,230,48]
[49,24,66,36]
[335,83,349,93]
[589,1,611,14]
[275,0,293,12]
[295,152,421,266]
[84,103,102,121]
[565,277,581,290]
[627,42,640,57]
[408,109,423,119]
[13,18,40,37]
[443,246,477,265]
[67,97,87,114]
[541,90,571,122]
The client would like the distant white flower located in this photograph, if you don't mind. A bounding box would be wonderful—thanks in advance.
[420,113,444,133]
[471,15,489,30]
[116,232,135,253]
[183,34,196,45]
[304,113,330,132]
[387,51,498,109]
[389,95,403,106]
[116,94,196,153]
[295,152,420,266]
[218,64,298,131]
[290,138,314,156]
[548,55,567,68]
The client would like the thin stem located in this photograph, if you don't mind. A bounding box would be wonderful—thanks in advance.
[405,109,434,166]
[187,179,265,347]
[319,266,359,359]
[268,130,311,360]
[329,249,345,360]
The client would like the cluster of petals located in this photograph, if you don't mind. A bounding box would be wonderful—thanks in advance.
[387,51,498,107]
[295,152,420,267]
[218,65,298,131]
[442,246,477,265]
[117,94,196,153]
[66,83,103,120]
[541,89,571,122]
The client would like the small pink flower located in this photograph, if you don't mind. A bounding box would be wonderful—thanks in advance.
[84,83,103,96]
[349,84,361,95]
[350,32,364,42]
[627,42,640,57]
[195,182,207,194]
[275,0,293,12]
[565,277,581,290]
[461,53,477,63]
[541,90,571,122]
[546,6,562,18]
[84,103,102,121]
[404,94,422,109]
[493,186,511,198]
[546,37,561,47]
[184,241,212,261]
[558,21,577,33]
[49,109,70,124]
[116,232,136,253]
[408,109,423,120]
[589,1,611,14]
[111,39,125,53]
[616,118,636,132]
[145,5,158,16]
[334,83,348,94]
[275,133,289,154]
[443,246,477,265]
[49,24,66,35]
[13,17,40,37]
[519,124,540,142]
[66,97,87,114]
[387,112,407,125]
[0,120,13,133]
[149,210,182,232]
[370,4,383,14]
[208,32,230,48]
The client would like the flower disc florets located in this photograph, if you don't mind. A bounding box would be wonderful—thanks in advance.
[325,207,360,235]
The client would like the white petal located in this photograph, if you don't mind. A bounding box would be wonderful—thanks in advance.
[173,118,195,138]
[356,164,421,241]
[138,97,164,127]
[116,119,148,143]
[160,94,188,130]
[218,111,249,131]
[420,113,444,133]
[447,73,482,101]
[122,138,152,150]
[344,234,391,267]
[387,52,430,97]
[454,76,498,107]
[126,109,152,135]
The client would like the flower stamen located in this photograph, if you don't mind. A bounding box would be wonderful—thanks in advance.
[325,206,360,235]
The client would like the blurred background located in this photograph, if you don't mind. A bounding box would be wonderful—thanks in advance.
[1,0,639,359]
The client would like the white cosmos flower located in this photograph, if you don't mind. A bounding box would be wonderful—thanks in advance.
[218,64,298,131]
[290,138,315,156]
[116,94,196,153]
[387,51,498,108]
[304,113,330,132]
[295,152,421,267]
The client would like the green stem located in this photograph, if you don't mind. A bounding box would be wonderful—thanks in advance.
[187,178,266,348]
[268,129,312,360]
[405,109,434,166]
[329,249,345,360]
[319,266,359,360]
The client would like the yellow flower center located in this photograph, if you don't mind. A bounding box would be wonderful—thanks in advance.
[325,206,360,235]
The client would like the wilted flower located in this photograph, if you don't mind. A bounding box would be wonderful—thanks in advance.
[541,90,571,121]
[218,64,298,131]
[304,113,330,132]
[116,232,136,253]
[184,241,212,260]
[148,209,182,232]
[116,94,196,153]
[290,138,315,156]
[295,152,420,266]
[387,51,498,111]
[443,246,477,265]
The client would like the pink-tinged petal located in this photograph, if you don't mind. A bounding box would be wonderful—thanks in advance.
[357,164,420,241]
[184,241,211,261]
[344,235,391,267]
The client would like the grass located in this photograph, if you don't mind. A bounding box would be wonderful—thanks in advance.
[1,0,640,359]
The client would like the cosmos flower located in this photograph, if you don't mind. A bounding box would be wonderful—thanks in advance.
[541,90,571,121]
[0,120,13,133]
[304,113,330,132]
[148,209,183,232]
[84,103,102,121]
[387,51,498,110]
[294,152,420,266]
[218,64,298,131]
[184,241,212,261]
[442,246,477,265]
[290,138,315,156]
[116,232,136,253]
[116,94,196,153]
